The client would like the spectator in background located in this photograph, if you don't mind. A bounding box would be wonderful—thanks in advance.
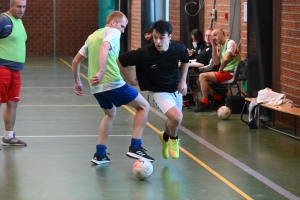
[183,28,207,106]
[143,27,153,44]
[194,28,214,67]
[193,28,241,112]
[187,29,206,59]
[192,28,228,111]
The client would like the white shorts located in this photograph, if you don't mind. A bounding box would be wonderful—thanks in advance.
[149,91,182,114]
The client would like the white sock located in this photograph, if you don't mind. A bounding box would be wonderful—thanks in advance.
[4,131,14,139]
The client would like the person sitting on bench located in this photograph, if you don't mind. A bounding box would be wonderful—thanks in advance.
[193,29,241,112]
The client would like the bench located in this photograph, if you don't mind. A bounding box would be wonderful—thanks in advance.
[242,97,300,139]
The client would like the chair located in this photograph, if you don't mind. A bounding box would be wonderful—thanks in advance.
[212,60,245,102]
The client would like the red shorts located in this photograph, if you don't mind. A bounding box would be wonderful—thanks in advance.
[0,66,21,103]
[214,71,233,83]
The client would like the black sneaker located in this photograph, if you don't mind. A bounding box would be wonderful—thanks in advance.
[1,133,27,146]
[193,102,210,112]
[126,146,155,162]
[91,153,110,165]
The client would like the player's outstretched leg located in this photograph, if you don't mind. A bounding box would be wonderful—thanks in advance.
[159,131,169,159]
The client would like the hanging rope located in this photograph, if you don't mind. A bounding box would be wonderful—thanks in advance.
[184,0,205,17]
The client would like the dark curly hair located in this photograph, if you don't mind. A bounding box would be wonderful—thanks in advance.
[190,29,204,43]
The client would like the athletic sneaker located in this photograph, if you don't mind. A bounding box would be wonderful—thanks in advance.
[126,146,155,162]
[1,134,27,146]
[159,131,169,159]
[169,139,180,159]
[193,102,210,112]
[91,153,110,165]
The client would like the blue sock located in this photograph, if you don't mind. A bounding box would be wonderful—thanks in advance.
[131,138,142,149]
[96,144,107,157]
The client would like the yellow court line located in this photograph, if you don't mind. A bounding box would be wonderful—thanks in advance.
[59,58,88,80]
[59,58,253,200]
[122,105,253,200]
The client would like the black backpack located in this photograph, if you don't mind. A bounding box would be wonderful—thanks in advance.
[238,59,248,81]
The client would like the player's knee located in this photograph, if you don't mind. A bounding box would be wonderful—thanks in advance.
[199,73,206,81]
[171,113,183,125]
[140,101,150,113]
[6,100,18,109]
[105,106,117,119]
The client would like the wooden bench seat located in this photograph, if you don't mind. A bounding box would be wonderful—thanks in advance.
[242,97,300,139]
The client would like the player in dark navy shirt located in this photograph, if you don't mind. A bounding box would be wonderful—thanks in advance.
[118,20,189,159]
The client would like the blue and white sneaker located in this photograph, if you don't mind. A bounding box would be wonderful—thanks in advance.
[126,146,155,162]
[91,153,110,165]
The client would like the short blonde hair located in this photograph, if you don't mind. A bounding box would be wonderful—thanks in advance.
[106,11,127,24]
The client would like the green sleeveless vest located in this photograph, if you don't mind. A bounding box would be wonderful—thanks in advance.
[87,27,122,86]
[220,39,241,71]
[0,13,27,63]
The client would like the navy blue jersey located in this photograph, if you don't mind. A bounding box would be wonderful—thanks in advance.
[119,41,189,93]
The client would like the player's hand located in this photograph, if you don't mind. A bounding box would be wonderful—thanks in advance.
[187,49,194,57]
[73,83,83,96]
[90,75,100,86]
[178,82,187,96]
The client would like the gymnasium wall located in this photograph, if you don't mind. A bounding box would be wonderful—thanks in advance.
[203,0,247,60]
[277,1,300,127]
[0,0,98,55]
[169,0,181,41]
[130,0,141,50]
[130,0,247,58]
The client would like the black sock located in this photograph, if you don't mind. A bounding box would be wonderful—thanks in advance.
[163,132,169,141]
[170,135,178,140]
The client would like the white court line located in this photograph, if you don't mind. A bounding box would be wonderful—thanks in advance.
[16,135,131,138]
[149,106,300,200]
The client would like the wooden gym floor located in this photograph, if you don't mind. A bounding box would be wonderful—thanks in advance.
[0,56,300,200]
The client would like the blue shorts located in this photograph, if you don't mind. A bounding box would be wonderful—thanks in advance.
[93,83,138,109]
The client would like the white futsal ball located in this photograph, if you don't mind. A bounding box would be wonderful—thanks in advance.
[132,158,153,180]
[217,106,231,120]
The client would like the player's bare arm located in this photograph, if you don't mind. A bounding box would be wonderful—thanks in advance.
[178,62,189,95]
[72,53,86,96]
[90,42,110,86]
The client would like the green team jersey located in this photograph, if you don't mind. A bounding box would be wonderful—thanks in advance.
[0,13,27,66]
[220,39,241,71]
[87,27,123,86]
